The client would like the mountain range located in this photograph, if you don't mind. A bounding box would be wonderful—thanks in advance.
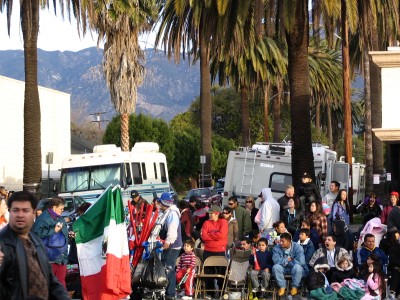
[0,47,200,121]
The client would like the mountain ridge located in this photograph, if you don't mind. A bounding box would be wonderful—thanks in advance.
[0,47,200,121]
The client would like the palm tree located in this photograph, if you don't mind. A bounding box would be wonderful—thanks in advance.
[0,0,83,195]
[283,0,315,188]
[89,0,157,151]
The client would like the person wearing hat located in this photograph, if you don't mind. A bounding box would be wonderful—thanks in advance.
[200,205,228,299]
[306,256,337,299]
[381,191,399,225]
[130,190,147,212]
[156,192,182,300]
[297,172,321,213]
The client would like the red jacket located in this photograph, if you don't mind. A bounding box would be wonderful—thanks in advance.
[201,218,228,252]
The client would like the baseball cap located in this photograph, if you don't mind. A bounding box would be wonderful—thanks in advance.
[131,190,139,198]
[208,205,222,214]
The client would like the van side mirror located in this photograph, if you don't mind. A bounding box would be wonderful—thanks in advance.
[320,172,326,181]
[126,177,133,185]
[52,183,58,193]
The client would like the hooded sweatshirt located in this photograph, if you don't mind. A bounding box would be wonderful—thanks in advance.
[331,256,355,283]
[160,205,182,249]
[256,188,280,233]
[306,256,330,291]
[201,217,228,252]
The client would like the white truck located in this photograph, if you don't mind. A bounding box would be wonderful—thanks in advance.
[58,142,171,206]
[222,142,365,207]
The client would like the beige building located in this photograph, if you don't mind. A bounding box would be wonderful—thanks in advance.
[0,75,71,192]
[369,49,400,191]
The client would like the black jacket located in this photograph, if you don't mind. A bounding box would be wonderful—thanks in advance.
[280,209,304,236]
[331,258,355,283]
[298,182,322,203]
[0,225,70,300]
[306,256,330,291]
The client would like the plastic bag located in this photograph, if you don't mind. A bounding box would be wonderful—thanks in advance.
[42,232,67,261]
[140,252,168,288]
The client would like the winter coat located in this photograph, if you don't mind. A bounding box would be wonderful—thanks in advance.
[298,182,322,203]
[180,208,193,241]
[256,188,280,234]
[357,217,387,250]
[280,209,304,236]
[32,209,68,264]
[357,246,388,267]
[359,203,382,218]
[293,227,320,249]
[331,258,355,283]
[332,219,352,251]
[233,205,252,239]
[388,206,400,230]
[298,238,316,263]
[306,256,330,291]
[0,226,70,300]
[381,205,394,225]
[227,218,239,248]
[309,246,349,268]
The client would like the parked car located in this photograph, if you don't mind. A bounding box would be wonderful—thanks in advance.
[37,195,87,226]
[215,178,225,196]
[183,188,222,206]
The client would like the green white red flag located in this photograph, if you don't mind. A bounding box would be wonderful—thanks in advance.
[73,186,131,300]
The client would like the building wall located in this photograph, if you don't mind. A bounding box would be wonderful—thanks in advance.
[382,67,400,129]
[0,75,71,191]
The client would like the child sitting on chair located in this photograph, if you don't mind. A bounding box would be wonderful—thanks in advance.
[176,240,197,300]
[249,237,273,296]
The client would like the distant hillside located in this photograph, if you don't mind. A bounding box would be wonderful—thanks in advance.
[0,47,200,121]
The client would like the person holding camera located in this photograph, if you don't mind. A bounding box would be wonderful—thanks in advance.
[32,196,70,288]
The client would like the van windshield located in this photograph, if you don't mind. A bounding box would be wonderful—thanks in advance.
[60,164,122,192]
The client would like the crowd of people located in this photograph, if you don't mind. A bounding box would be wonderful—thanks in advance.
[2,175,400,300]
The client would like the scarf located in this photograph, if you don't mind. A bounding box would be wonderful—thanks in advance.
[48,208,61,220]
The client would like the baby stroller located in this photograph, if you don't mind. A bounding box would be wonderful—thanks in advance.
[223,248,252,300]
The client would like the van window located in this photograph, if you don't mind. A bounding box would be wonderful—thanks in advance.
[160,163,167,183]
[141,162,147,180]
[154,163,158,179]
[131,163,143,184]
[270,173,292,194]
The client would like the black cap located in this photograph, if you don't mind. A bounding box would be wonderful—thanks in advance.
[302,172,312,179]
[131,190,139,198]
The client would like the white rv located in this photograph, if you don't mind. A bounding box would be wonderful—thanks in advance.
[58,142,170,206]
[222,142,365,207]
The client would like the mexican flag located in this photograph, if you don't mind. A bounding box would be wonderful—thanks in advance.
[73,186,131,300]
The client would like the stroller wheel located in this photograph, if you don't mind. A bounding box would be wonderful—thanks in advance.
[223,294,229,300]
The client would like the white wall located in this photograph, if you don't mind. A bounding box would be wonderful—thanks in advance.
[382,68,400,129]
[0,75,71,191]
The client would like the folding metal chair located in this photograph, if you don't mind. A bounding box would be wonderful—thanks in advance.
[195,256,229,300]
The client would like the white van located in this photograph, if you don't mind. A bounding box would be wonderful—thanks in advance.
[58,142,170,206]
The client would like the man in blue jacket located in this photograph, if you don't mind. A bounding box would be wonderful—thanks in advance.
[272,232,307,297]
[357,233,388,267]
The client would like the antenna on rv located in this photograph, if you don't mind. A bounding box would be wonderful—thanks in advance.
[90,111,110,131]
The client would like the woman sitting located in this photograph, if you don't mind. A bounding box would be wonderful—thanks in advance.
[307,201,328,245]
[359,193,382,219]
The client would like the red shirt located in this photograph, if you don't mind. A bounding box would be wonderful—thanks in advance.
[201,218,228,252]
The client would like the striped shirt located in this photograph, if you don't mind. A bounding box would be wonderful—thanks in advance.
[177,251,196,271]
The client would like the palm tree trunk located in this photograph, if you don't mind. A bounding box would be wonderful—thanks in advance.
[327,105,333,149]
[341,0,353,219]
[241,85,250,147]
[263,84,270,142]
[286,0,314,189]
[315,100,321,132]
[199,33,212,187]
[121,113,130,151]
[364,50,373,194]
[273,86,281,143]
[22,0,41,195]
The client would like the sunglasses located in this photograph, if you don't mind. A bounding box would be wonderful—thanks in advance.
[222,212,230,214]
[245,201,252,203]
[228,203,234,206]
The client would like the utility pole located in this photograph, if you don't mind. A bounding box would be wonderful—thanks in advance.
[90,112,109,131]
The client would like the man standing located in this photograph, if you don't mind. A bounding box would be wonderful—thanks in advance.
[227,196,252,239]
[322,181,340,208]
[0,191,69,299]
[277,185,295,212]
[157,192,183,300]
[272,233,306,297]
[256,188,280,237]
[309,235,349,281]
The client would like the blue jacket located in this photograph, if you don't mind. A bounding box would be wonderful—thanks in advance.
[357,246,388,267]
[293,228,320,249]
[32,209,68,264]
[249,250,273,270]
[273,241,308,276]
[298,239,316,264]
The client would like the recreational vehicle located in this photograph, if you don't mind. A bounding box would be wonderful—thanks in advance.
[58,142,170,206]
[222,142,365,207]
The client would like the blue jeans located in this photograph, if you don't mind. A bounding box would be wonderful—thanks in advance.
[162,248,181,296]
[272,264,303,288]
